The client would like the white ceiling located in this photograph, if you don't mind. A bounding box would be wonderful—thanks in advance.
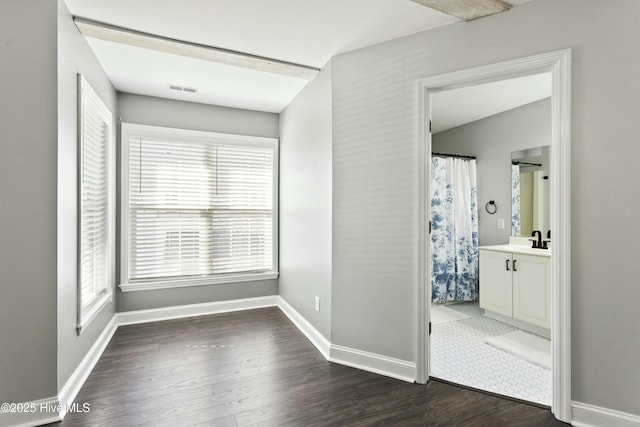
[63,0,535,113]
[431,72,552,134]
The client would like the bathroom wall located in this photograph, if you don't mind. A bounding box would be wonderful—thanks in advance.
[432,98,551,246]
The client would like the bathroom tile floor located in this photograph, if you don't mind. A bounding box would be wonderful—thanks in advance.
[431,301,552,406]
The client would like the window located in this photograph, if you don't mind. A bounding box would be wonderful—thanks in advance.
[120,123,278,291]
[78,75,113,333]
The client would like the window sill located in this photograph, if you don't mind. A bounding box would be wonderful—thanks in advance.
[119,271,279,293]
[77,290,113,335]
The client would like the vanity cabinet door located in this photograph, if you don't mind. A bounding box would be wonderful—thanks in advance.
[512,254,550,329]
[479,250,513,317]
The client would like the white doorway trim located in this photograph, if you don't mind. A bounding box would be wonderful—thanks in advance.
[415,49,572,423]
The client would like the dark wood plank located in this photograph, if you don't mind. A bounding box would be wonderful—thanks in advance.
[52,307,568,427]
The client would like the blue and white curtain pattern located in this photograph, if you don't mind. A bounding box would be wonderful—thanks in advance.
[431,157,479,303]
[511,164,521,236]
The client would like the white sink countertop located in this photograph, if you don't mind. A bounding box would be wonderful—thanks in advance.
[479,244,551,257]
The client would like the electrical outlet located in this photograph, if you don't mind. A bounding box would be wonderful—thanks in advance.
[315,296,320,312]
[498,218,505,229]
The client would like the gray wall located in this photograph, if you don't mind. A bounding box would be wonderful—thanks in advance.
[332,48,419,359]
[57,0,118,390]
[116,93,279,312]
[0,0,59,403]
[279,61,333,339]
[432,98,551,246]
[117,93,279,139]
[331,0,640,415]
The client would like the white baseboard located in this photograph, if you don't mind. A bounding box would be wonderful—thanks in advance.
[275,297,415,383]
[116,295,279,326]
[0,396,61,427]
[277,297,331,359]
[329,344,416,383]
[572,401,640,427]
[58,315,118,419]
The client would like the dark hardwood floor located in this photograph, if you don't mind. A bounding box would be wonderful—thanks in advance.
[55,307,568,426]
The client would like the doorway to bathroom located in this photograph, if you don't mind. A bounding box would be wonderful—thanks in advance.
[415,50,572,423]
[430,74,552,406]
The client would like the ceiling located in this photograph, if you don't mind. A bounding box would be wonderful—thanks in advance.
[431,72,552,134]
[64,0,535,113]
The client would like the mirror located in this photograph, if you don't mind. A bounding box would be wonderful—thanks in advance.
[511,146,550,237]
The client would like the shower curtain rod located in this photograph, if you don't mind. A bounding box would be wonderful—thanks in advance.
[512,161,542,167]
[432,152,476,160]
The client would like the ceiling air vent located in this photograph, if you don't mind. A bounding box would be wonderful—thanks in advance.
[168,84,198,93]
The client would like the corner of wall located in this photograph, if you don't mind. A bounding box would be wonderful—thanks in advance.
[279,59,333,341]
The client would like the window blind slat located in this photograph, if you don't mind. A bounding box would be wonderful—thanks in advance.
[79,77,112,319]
[127,132,275,282]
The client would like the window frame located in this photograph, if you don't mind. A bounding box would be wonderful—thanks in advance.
[77,75,114,334]
[120,123,279,292]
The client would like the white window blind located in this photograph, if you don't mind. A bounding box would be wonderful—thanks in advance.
[121,124,278,290]
[78,75,113,333]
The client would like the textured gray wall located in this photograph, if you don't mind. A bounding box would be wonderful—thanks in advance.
[0,0,59,403]
[56,0,118,391]
[331,0,640,415]
[279,61,333,339]
[332,48,418,360]
[432,99,551,246]
[116,94,279,312]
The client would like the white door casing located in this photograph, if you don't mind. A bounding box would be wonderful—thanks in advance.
[416,49,571,423]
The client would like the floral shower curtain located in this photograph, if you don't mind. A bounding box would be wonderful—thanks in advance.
[431,157,479,303]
